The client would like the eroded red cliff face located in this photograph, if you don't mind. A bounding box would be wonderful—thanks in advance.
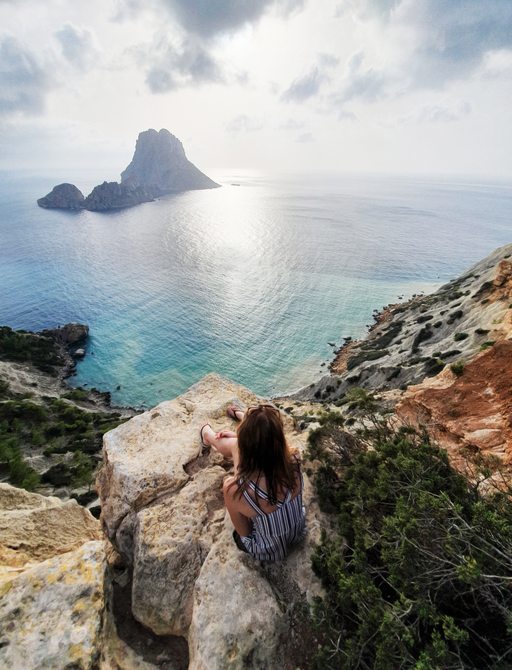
[396,340,512,467]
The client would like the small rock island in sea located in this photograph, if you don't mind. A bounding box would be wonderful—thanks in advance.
[37,128,219,212]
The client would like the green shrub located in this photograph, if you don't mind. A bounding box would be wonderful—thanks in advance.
[0,438,40,490]
[62,388,90,402]
[0,378,9,399]
[480,340,495,350]
[450,360,465,376]
[454,332,469,341]
[0,326,62,372]
[311,432,512,669]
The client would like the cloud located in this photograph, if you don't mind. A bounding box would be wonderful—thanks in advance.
[332,51,390,106]
[336,0,401,20]
[417,101,471,123]
[480,49,512,77]
[226,115,263,132]
[338,109,356,121]
[282,67,325,102]
[117,0,304,38]
[279,118,304,130]
[141,38,224,93]
[0,35,51,116]
[54,23,99,71]
[296,131,314,143]
[405,0,512,86]
[281,53,338,103]
[340,1,512,88]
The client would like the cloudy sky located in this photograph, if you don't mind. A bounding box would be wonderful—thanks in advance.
[1,0,511,177]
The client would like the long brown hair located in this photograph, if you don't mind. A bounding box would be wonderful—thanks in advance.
[235,404,297,506]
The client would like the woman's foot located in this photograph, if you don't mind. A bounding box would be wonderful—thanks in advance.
[200,423,215,447]
[227,405,244,422]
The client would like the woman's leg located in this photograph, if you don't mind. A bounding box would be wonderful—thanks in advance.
[201,425,238,461]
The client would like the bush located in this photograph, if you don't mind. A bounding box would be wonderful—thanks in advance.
[450,360,465,376]
[62,388,90,402]
[454,332,469,341]
[0,326,62,372]
[310,431,512,670]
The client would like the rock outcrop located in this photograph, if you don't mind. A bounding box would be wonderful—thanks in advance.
[37,183,85,210]
[0,485,105,668]
[0,484,101,571]
[0,541,105,669]
[295,242,512,403]
[83,181,156,212]
[97,374,324,669]
[37,128,219,212]
[396,339,512,467]
[121,128,219,193]
[41,322,89,346]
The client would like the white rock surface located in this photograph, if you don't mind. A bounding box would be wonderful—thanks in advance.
[188,524,286,670]
[132,466,226,635]
[0,483,101,569]
[0,540,105,669]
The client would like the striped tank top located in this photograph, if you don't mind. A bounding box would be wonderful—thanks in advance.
[239,466,307,562]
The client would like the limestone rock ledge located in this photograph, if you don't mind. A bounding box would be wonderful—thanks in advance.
[0,483,101,570]
[0,540,105,669]
[97,373,325,669]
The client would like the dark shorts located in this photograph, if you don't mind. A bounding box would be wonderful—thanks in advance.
[232,530,249,553]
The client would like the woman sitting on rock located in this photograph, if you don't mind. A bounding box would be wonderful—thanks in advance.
[200,404,306,561]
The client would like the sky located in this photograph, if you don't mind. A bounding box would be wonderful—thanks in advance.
[1,0,512,178]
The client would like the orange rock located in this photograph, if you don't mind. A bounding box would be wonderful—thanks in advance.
[396,340,512,468]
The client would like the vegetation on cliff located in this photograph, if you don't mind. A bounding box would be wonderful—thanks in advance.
[308,401,512,670]
[0,326,128,494]
[0,326,64,374]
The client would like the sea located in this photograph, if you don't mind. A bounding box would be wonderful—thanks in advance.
[1,169,511,409]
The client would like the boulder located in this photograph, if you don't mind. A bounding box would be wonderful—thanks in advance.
[0,540,105,669]
[188,524,287,670]
[131,466,226,636]
[97,373,265,556]
[37,182,85,210]
[0,483,101,569]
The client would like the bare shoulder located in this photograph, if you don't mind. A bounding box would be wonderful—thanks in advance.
[222,476,256,517]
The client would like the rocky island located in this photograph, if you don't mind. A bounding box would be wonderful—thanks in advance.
[37,128,219,212]
[1,243,512,668]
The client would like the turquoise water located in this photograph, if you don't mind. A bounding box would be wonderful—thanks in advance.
[1,170,511,408]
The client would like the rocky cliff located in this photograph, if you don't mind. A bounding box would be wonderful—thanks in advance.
[288,242,512,473]
[1,376,325,669]
[37,128,219,212]
[0,323,134,506]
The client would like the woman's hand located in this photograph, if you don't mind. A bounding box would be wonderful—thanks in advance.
[216,430,237,439]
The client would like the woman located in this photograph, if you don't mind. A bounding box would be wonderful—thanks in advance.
[200,403,306,561]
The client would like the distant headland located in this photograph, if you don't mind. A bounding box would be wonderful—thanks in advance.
[37,128,220,212]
